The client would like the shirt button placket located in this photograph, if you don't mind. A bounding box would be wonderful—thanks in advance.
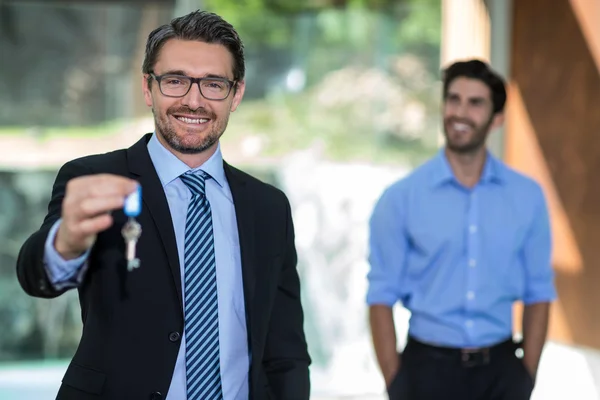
[465,190,479,339]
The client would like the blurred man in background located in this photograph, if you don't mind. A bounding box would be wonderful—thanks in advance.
[16,10,310,400]
[367,59,556,400]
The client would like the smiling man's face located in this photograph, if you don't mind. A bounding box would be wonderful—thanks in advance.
[442,77,502,154]
[143,39,245,156]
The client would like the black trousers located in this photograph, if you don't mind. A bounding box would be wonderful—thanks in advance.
[387,337,535,400]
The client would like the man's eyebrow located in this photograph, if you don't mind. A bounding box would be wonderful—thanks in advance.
[446,92,487,103]
[155,69,187,76]
[204,73,232,80]
[468,96,486,103]
[154,71,232,80]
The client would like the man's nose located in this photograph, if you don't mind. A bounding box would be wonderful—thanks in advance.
[181,82,207,110]
[452,102,468,118]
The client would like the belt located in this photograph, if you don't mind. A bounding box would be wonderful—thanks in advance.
[406,336,518,368]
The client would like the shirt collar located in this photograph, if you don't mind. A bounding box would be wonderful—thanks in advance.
[147,133,225,188]
[430,148,504,187]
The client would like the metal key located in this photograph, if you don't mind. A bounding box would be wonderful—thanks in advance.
[122,217,142,271]
[122,185,142,271]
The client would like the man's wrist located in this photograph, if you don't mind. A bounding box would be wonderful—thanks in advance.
[54,238,83,261]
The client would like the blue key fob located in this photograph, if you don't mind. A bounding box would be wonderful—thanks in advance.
[124,185,142,217]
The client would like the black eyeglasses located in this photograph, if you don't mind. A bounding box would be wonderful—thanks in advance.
[149,73,236,100]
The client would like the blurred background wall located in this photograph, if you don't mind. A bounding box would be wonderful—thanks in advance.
[0,0,598,399]
[505,0,600,351]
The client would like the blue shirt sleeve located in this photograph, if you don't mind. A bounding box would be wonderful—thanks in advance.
[521,187,557,304]
[366,186,408,307]
[44,218,91,290]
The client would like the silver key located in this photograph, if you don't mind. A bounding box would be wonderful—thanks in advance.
[121,217,142,271]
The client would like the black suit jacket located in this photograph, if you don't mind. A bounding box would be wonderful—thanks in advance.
[16,134,311,399]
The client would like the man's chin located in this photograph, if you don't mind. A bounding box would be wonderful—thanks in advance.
[155,124,221,155]
[169,138,217,154]
[175,145,212,154]
[446,141,484,154]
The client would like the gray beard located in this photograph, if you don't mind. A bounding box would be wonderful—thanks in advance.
[158,125,219,154]
[153,111,226,154]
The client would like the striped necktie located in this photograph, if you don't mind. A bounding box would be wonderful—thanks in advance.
[180,171,222,400]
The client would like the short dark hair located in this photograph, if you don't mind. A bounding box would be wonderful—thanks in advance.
[142,10,245,82]
[442,59,507,114]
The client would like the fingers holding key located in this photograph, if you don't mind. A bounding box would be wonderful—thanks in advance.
[55,174,139,260]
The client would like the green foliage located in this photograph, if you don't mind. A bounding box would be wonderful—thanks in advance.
[222,62,440,166]
[201,0,441,71]
[396,0,442,46]
[198,0,442,166]
[201,0,293,48]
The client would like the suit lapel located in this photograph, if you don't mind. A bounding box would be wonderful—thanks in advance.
[124,139,255,322]
[127,134,183,308]
[224,162,256,329]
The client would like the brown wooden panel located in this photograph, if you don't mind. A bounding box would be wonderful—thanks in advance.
[508,0,600,349]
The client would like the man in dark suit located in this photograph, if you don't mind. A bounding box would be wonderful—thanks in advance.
[16,10,310,400]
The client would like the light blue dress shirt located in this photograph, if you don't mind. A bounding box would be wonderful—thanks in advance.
[366,149,557,348]
[44,133,249,399]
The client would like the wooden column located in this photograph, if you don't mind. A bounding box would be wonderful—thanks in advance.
[506,0,600,349]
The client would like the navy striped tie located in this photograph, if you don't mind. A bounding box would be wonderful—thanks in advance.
[180,171,222,400]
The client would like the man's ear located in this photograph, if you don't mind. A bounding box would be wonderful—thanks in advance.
[491,111,505,130]
[142,74,153,108]
[230,80,246,112]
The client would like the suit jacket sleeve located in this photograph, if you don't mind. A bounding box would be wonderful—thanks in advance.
[16,159,93,298]
[264,194,311,399]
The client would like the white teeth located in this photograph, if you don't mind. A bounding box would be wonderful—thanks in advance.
[177,117,208,124]
[453,123,469,132]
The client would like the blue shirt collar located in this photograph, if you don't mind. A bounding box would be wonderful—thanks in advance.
[147,133,226,188]
[430,148,504,187]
